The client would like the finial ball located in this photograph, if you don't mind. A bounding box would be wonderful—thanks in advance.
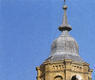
[63,5,68,9]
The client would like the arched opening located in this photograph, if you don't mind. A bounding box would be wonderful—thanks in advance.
[54,76,63,80]
[71,75,79,80]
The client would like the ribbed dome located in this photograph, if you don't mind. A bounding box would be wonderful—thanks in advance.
[46,31,84,62]
[45,4,84,62]
[51,31,79,56]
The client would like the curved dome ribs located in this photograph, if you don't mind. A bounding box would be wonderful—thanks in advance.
[51,31,79,56]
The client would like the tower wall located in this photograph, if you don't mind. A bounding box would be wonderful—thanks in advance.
[36,59,93,80]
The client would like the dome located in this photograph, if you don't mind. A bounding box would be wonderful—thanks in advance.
[51,31,79,56]
[46,31,84,62]
[45,4,84,63]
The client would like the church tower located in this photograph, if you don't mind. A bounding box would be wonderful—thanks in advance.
[36,0,93,80]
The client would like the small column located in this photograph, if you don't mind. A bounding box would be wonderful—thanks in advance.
[88,69,93,80]
[64,59,72,80]
[36,67,41,80]
[83,62,89,80]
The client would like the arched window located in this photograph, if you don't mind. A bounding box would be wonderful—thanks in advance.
[54,76,63,80]
[71,75,78,80]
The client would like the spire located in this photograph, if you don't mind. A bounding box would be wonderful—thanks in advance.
[59,0,72,31]
[45,0,84,63]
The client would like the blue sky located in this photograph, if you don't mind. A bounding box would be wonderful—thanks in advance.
[0,0,95,80]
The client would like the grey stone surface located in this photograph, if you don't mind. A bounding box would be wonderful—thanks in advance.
[45,31,84,62]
